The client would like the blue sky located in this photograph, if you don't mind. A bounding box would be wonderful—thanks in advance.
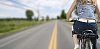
[0,0,100,18]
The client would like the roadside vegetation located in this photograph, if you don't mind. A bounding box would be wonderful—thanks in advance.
[56,9,66,19]
[98,23,100,32]
[0,19,48,37]
[0,9,51,38]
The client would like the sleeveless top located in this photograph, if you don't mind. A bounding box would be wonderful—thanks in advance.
[76,2,96,19]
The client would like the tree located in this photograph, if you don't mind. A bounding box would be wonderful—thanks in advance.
[34,17,38,21]
[26,9,34,20]
[46,15,50,21]
[60,10,66,19]
[41,16,44,21]
[57,16,60,19]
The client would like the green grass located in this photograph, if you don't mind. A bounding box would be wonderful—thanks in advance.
[98,23,100,32]
[0,20,47,37]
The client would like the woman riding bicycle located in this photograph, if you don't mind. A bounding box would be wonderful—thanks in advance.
[70,0,99,49]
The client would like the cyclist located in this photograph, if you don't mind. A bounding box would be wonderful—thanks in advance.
[69,0,99,49]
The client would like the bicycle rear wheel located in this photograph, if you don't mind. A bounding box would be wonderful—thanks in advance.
[85,39,92,49]
[79,39,86,49]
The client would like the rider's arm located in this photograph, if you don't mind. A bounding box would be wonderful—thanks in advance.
[66,0,77,21]
[94,0,100,21]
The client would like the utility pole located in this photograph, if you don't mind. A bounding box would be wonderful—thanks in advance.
[37,9,40,20]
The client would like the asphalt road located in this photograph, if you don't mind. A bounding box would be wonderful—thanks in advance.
[0,20,100,49]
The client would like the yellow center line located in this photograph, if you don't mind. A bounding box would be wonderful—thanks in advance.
[54,20,57,49]
[48,20,57,49]
[48,29,54,49]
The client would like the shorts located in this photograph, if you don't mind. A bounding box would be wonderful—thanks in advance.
[72,21,98,35]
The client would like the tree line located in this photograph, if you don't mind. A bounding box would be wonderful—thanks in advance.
[57,10,66,19]
[26,9,67,20]
[0,9,66,21]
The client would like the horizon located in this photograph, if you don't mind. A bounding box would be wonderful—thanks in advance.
[0,0,100,18]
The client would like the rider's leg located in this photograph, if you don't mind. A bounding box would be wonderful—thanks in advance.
[73,34,79,49]
[72,25,79,49]
[90,23,98,49]
[91,38,97,49]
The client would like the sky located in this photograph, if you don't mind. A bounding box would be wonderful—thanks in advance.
[0,0,100,18]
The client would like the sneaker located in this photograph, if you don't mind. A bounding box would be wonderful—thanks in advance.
[76,48,79,49]
[74,48,79,49]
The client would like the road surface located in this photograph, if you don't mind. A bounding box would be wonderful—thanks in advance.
[0,20,100,49]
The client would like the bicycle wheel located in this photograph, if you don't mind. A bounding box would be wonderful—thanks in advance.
[79,39,86,49]
[79,40,82,49]
[85,39,93,49]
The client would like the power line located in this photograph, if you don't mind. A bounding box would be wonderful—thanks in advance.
[0,1,41,16]
[0,2,26,9]
[7,0,31,8]
[0,0,33,9]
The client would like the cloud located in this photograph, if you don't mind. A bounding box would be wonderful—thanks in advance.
[0,0,27,9]
[0,0,26,18]
[31,0,70,18]
[1,0,99,18]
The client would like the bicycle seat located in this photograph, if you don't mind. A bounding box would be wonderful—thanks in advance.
[77,30,99,39]
[82,30,93,34]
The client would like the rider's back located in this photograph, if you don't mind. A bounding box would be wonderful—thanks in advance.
[76,1,96,19]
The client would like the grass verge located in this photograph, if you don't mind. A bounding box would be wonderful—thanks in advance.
[98,23,100,33]
[0,20,48,38]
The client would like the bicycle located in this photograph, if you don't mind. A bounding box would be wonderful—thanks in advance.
[77,30,98,49]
